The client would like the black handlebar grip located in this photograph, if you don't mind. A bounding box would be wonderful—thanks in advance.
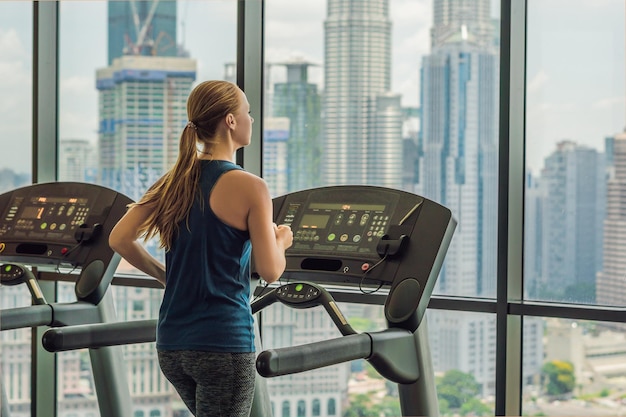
[42,319,157,352]
[256,333,372,378]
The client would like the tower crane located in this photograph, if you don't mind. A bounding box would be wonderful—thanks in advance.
[124,0,161,57]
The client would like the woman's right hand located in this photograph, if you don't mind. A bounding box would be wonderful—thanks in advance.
[275,224,294,251]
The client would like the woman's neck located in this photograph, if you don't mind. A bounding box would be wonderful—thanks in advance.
[198,132,237,162]
[198,148,236,162]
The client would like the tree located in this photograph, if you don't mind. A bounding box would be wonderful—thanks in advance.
[343,394,378,417]
[542,360,575,396]
[436,370,481,410]
[459,398,491,416]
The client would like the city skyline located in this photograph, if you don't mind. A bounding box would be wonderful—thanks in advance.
[1,0,622,176]
[1,1,626,416]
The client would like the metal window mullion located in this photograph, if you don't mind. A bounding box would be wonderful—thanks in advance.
[32,2,59,417]
[33,0,59,184]
[496,0,527,415]
[236,0,264,176]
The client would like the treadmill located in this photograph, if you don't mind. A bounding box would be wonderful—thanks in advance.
[42,185,456,417]
[0,182,134,417]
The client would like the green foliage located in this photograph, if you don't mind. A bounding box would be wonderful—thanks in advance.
[436,369,481,409]
[541,360,575,396]
[343,394,376,417]
[349,317,377,332]
[342,393,400,417]
[563,283,595,304]
[363,362,382,379]
[438,397,450,415]
[459,397,491,416]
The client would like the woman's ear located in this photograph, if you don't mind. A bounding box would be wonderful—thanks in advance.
[226,113,236,128]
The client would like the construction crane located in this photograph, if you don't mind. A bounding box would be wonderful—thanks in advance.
[152,30,175,56]
[123,0,161,57]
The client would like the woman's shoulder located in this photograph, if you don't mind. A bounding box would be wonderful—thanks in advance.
[222,166,264,183]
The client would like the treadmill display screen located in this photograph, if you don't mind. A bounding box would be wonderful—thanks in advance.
[0,194,93,244]
[289,200,391,257]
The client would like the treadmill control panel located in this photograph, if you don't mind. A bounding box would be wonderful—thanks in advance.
[280,201,392,257]
[1,194,94,245]
[276,188,400,259]
[0,182,133,268]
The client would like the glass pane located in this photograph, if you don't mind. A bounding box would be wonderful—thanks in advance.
[1,285,34,417]
[263,0,500,415]
[0,3,32,416]
[525,0,625,306]
[0,2,32,192]
[58,1,236,415]
[523,318,626,416]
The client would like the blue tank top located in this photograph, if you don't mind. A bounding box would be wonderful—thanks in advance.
[156,160,254,352]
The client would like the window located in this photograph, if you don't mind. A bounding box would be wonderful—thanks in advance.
[523,0,626,413]
[297,399,306,417]
[56,1,237,415]
[312,398,320,416]
[327,398,336,415]
[0,4,32,416]
[263,0,500,414]
[0,1,32,192]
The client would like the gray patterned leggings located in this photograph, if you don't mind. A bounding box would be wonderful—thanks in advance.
[157,350,256,417]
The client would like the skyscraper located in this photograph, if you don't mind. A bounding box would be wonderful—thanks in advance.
[416,1,498,298]
[414,0,544,396]
[322,0,402,187]
[263,117,290,197]
[96,55,196,203]
[597,132,626,312]
[540,141,605,302]
[58,139,98,183]
[272,60,322,193]
[431,0,494,50]
[108,0,178,64]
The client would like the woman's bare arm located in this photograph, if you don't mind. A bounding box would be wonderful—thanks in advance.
[242,174,293,282]
[109,204,166,287]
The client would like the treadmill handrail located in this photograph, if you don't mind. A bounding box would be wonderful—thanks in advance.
[255,327,421,384]
[1,301,103,331]
[42,319,157,352]
[0,305,52,330]
[256,333,372,378]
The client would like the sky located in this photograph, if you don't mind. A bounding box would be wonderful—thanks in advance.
[0,0,623,176]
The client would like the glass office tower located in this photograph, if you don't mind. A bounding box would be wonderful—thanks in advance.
[415,0,542,396]
[272,60,322,193]
[322,0,402,187]
[597,132,626,312]
[539,141,605,302]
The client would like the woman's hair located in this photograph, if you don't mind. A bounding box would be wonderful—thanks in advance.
[130,80,242,250]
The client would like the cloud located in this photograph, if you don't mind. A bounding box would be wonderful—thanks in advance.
[0,27,32,173]
[0,28,27,60]
[59,75,99,143]
[526,70,549,95]
[592,96,625,109]
[266,0,325,23]
[391,0,432,27]
[60,109,99,143]
[61,75,96,95]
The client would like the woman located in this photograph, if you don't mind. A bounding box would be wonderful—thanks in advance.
[109,80,293,416]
